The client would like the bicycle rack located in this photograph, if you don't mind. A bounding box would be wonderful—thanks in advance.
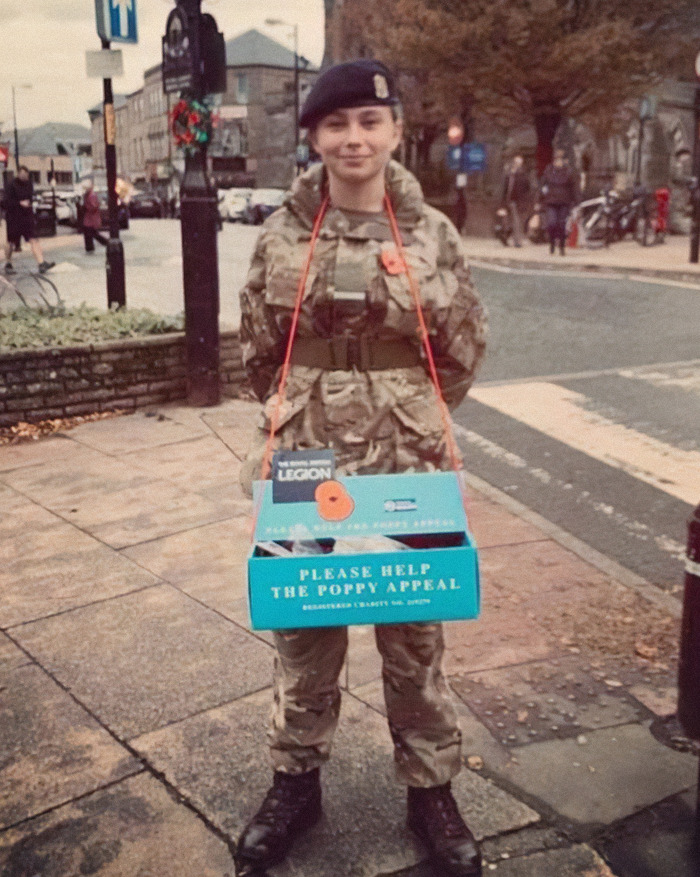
[0,270,62,312]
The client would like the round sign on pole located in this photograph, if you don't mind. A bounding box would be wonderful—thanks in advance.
[448,118,464,146]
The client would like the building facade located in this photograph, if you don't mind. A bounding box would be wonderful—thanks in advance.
[88,29,317,193]
[0,123,91,189]
[323,0,699,232]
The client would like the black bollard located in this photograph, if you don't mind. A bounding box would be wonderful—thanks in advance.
[677,503,700,832]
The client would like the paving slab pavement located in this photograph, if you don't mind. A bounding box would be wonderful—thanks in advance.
[0,772,237,877]
[499,722,695,826]
[0,400,697,876]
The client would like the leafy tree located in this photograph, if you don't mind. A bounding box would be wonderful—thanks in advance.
[339,0,699,174]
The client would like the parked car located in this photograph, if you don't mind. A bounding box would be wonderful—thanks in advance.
[32,190,77,225]
[218,187,253,223]
[31,192,57,237]
[128,191,165,218]
[96,191,129,230]
[243,188,286,225]
[58,193,81,227]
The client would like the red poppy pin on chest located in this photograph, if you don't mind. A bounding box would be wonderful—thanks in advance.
[381,248,406,275]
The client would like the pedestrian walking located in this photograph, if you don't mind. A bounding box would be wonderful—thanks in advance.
[2,166,55,274]
[81,179,109,253]
[455,172,468,235]
[501,154,530,246]
[540,148,579,255]
[236,59,488,877]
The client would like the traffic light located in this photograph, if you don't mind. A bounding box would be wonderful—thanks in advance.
[200,13,226,96]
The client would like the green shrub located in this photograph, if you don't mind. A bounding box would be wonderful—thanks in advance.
[0,304,185,351]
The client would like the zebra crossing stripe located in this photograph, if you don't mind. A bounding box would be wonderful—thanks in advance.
[469,382,700,506]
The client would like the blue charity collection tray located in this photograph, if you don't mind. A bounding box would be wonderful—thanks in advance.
[247,471,480,630]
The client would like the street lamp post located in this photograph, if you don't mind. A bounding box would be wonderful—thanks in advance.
[690,52,700,264]
[265,18,300,154]
[11,84,31,172]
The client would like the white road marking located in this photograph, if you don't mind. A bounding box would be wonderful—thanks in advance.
[454,423,687,566]
[48,262,81,273]
[618,362,700,393]
[468,382,700,505]
[475,359,700,388]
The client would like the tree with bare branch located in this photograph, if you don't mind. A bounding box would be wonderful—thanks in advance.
[339,0,699,173]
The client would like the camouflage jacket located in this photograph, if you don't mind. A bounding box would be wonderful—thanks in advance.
[239,160,487,486]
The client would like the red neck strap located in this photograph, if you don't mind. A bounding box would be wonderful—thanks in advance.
[252,191,466,535]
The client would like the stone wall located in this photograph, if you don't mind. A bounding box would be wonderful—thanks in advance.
[0,331,248,428]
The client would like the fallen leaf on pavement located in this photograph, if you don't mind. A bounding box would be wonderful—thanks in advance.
[635,642,658,660]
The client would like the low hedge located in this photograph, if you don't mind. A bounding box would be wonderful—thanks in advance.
[0,304,184,351]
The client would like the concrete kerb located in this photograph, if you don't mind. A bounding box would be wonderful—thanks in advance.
[463,233,700,290]
[460,470,683,620]
[469,257,700,290]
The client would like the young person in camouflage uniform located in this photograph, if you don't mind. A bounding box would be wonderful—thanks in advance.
[236,60,487,877]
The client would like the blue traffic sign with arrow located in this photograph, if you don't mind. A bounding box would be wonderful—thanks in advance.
[95,0,138,44]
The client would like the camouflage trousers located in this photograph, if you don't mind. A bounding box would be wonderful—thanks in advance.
[269,623,462,787]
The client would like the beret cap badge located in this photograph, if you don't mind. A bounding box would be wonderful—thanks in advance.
[374,74,389,100]
[299,59,399,129]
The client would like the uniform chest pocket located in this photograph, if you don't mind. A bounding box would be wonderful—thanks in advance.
[265,266,318,308]
[380,250,442,310]
[382,254,457,317]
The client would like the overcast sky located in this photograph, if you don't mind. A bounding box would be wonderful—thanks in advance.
[0,0,325,136]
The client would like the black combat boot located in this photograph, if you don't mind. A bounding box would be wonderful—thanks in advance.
[407,782,482,876]
[235,768,322,875]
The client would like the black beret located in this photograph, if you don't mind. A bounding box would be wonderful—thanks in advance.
[300,60,399,129]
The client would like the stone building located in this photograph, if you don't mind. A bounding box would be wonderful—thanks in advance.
[1,123,91,188]
[215,29,317,188]
[88,29,317,193]
[88,74,176,193]
[323,0,699,232]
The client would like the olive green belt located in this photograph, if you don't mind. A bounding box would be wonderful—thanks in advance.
[290,336,421,371]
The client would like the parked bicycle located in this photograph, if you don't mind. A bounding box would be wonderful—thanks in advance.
[572,186,665,248]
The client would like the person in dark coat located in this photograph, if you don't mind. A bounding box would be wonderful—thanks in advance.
[500,154,530,246]
[540,149,579,255]
[81,179,109,252]
[3,166,54,274]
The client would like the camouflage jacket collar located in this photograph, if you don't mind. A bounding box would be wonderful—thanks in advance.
[285,160,425,236]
